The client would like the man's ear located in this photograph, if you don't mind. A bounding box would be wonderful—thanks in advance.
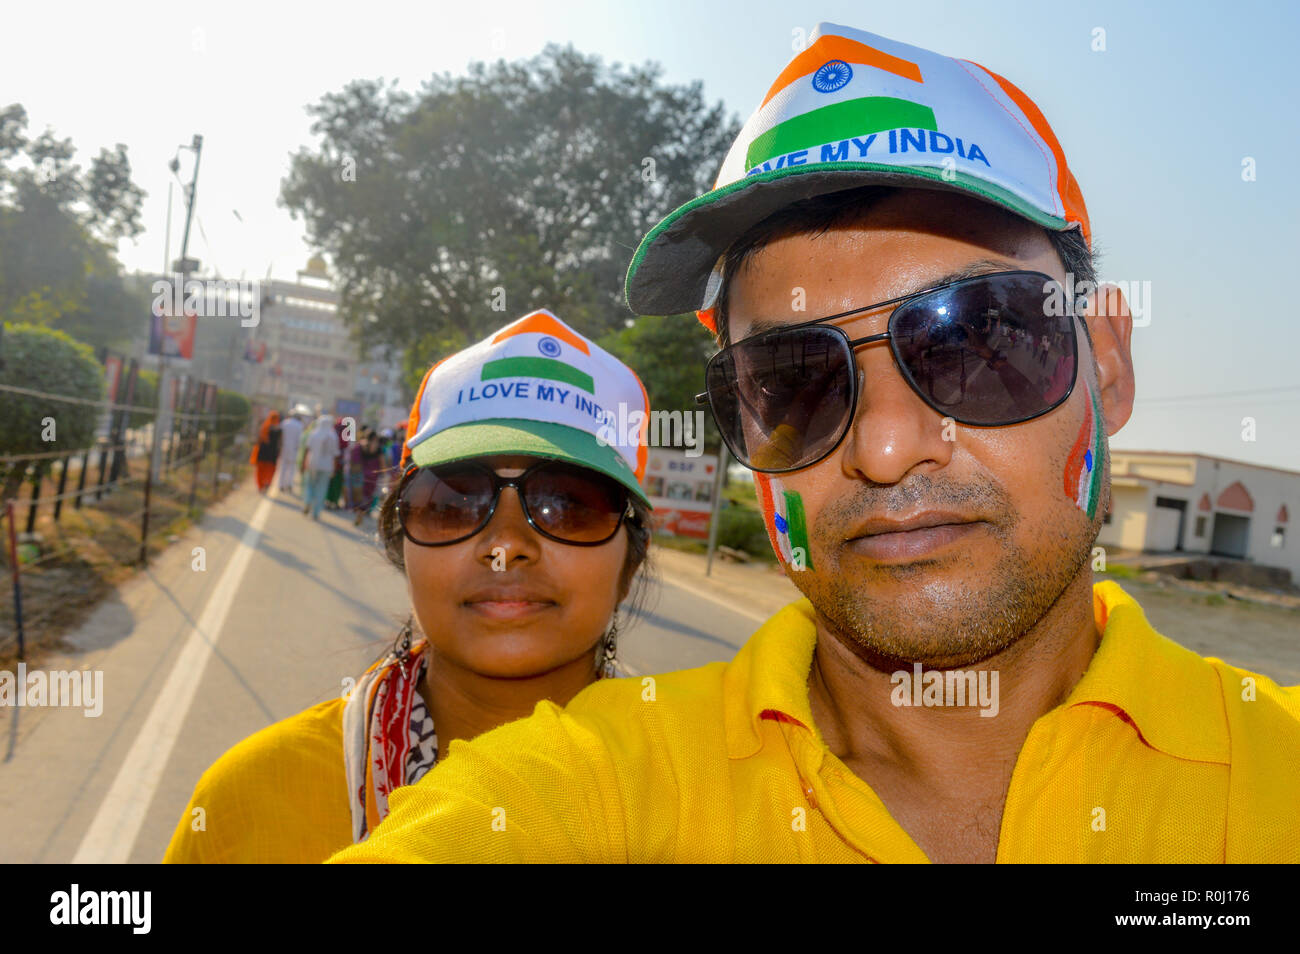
[1082,282,1136,435]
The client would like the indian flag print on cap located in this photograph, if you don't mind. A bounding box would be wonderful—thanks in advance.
[402,309,650,482]
[755,473,813,570]
[1064,381,1105,520]
[482,312,595,394]
[712,24,1090,246]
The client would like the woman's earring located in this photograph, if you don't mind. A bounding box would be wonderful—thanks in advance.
[600,614,619,680]
[395,615,413,669]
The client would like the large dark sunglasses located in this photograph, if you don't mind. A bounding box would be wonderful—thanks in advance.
[397,459,635,547]
[698,270,1078,473]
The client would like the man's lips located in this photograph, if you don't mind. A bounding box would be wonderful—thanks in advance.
[846,512,985,561]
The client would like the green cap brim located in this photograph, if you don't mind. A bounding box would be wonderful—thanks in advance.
[624,163,1074,317]
[408,418,651,507]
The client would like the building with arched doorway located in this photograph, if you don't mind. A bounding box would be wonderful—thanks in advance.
[1098,451,1298,581]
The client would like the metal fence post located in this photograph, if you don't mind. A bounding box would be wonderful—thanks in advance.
[73,449,90,509]
[53,454,71,522]
[24,463,41,534]
[6,500,26,660]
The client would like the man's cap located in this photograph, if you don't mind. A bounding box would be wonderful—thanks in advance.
[624,23,1091,327]
[401,309,652,505]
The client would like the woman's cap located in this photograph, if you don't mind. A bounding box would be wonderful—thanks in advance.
[402,309,652,504]
[624,22,1091,327]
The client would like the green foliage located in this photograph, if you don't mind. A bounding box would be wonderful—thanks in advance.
[0,104,149,354]
[281,47,740,368]
[127,369,157,428]
[1103,563,1138,579]
[724,480,759,508]
[599,313,718,452]
[716,503,776,562]
[214,389,250,437]
[0,322,103,500]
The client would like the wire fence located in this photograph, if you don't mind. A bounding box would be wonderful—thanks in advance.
[2,366,261,659]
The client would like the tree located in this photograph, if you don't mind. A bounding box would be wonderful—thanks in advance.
[280,47,740,387]
[214,389,251,437]
[0,322,103,505]
[599,314,719,452]
[0,104,149,354]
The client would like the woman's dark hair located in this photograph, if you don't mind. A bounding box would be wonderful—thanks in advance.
[713,184,1099,348]
[376,461,655,620]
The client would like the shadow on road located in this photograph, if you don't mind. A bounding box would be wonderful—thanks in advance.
[625,604,746,651]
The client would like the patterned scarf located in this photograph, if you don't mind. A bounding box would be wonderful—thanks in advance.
[341,627,621,842]
[342,639,438,843]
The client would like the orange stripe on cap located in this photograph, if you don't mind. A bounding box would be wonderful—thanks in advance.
[964,60,1092,248]
[400,355,450,469]
[760,35,923,111]
[696,307,717,335]
[492,310,591,355]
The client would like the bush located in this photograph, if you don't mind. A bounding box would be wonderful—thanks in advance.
[126,374,248,438]
[127,369,157,429]
[214,389,250,437]
[1,322,103,501]
[716,503,776,562]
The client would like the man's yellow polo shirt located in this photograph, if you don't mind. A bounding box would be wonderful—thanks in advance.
[328,582,1300,863]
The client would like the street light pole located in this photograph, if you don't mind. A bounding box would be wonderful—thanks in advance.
[152,134,204,482]
[178,134,203,267]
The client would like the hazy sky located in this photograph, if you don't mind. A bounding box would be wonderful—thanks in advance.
[5,0,1299,469]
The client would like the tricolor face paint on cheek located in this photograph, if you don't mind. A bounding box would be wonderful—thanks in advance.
[754,473,813,570]
[1063,377,1106,520]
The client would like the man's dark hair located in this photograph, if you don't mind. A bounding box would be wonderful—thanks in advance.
[713,185,1097,347]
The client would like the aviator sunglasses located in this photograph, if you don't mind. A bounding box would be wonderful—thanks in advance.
[396,459,636,547]
[697,270,1079,473]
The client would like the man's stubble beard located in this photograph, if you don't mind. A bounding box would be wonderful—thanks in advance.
[791,470,1106,670]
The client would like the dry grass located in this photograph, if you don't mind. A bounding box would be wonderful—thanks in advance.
[0,437,248,664]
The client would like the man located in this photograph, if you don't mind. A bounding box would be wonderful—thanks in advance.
[301,411,340,520]
[277,406,306,494]
[329,24,1299,863]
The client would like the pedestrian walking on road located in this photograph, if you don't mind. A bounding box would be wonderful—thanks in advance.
[344,427,386,526]
[249,411,281,494]
[300,412,340,519]
[276,408,306,494]
[324,416,347,510]
[163,309,654,862]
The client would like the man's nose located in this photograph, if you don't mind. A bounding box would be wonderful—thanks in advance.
[838,343,955,484]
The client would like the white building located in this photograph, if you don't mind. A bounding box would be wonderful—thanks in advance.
[252,258,358,414]
[1099,450,1297,580]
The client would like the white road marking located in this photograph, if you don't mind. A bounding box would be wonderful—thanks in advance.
[72,493,274,863]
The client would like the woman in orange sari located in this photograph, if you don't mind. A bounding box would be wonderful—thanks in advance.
[250,410,282,493]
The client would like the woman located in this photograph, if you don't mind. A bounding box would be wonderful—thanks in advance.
[344,426,388,526]
[301,411,341,519]
[163,309,654,862]
[249,410,281,493]
[324,416,347,510]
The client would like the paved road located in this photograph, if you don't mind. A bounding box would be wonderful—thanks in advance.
[0,478,764,863]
